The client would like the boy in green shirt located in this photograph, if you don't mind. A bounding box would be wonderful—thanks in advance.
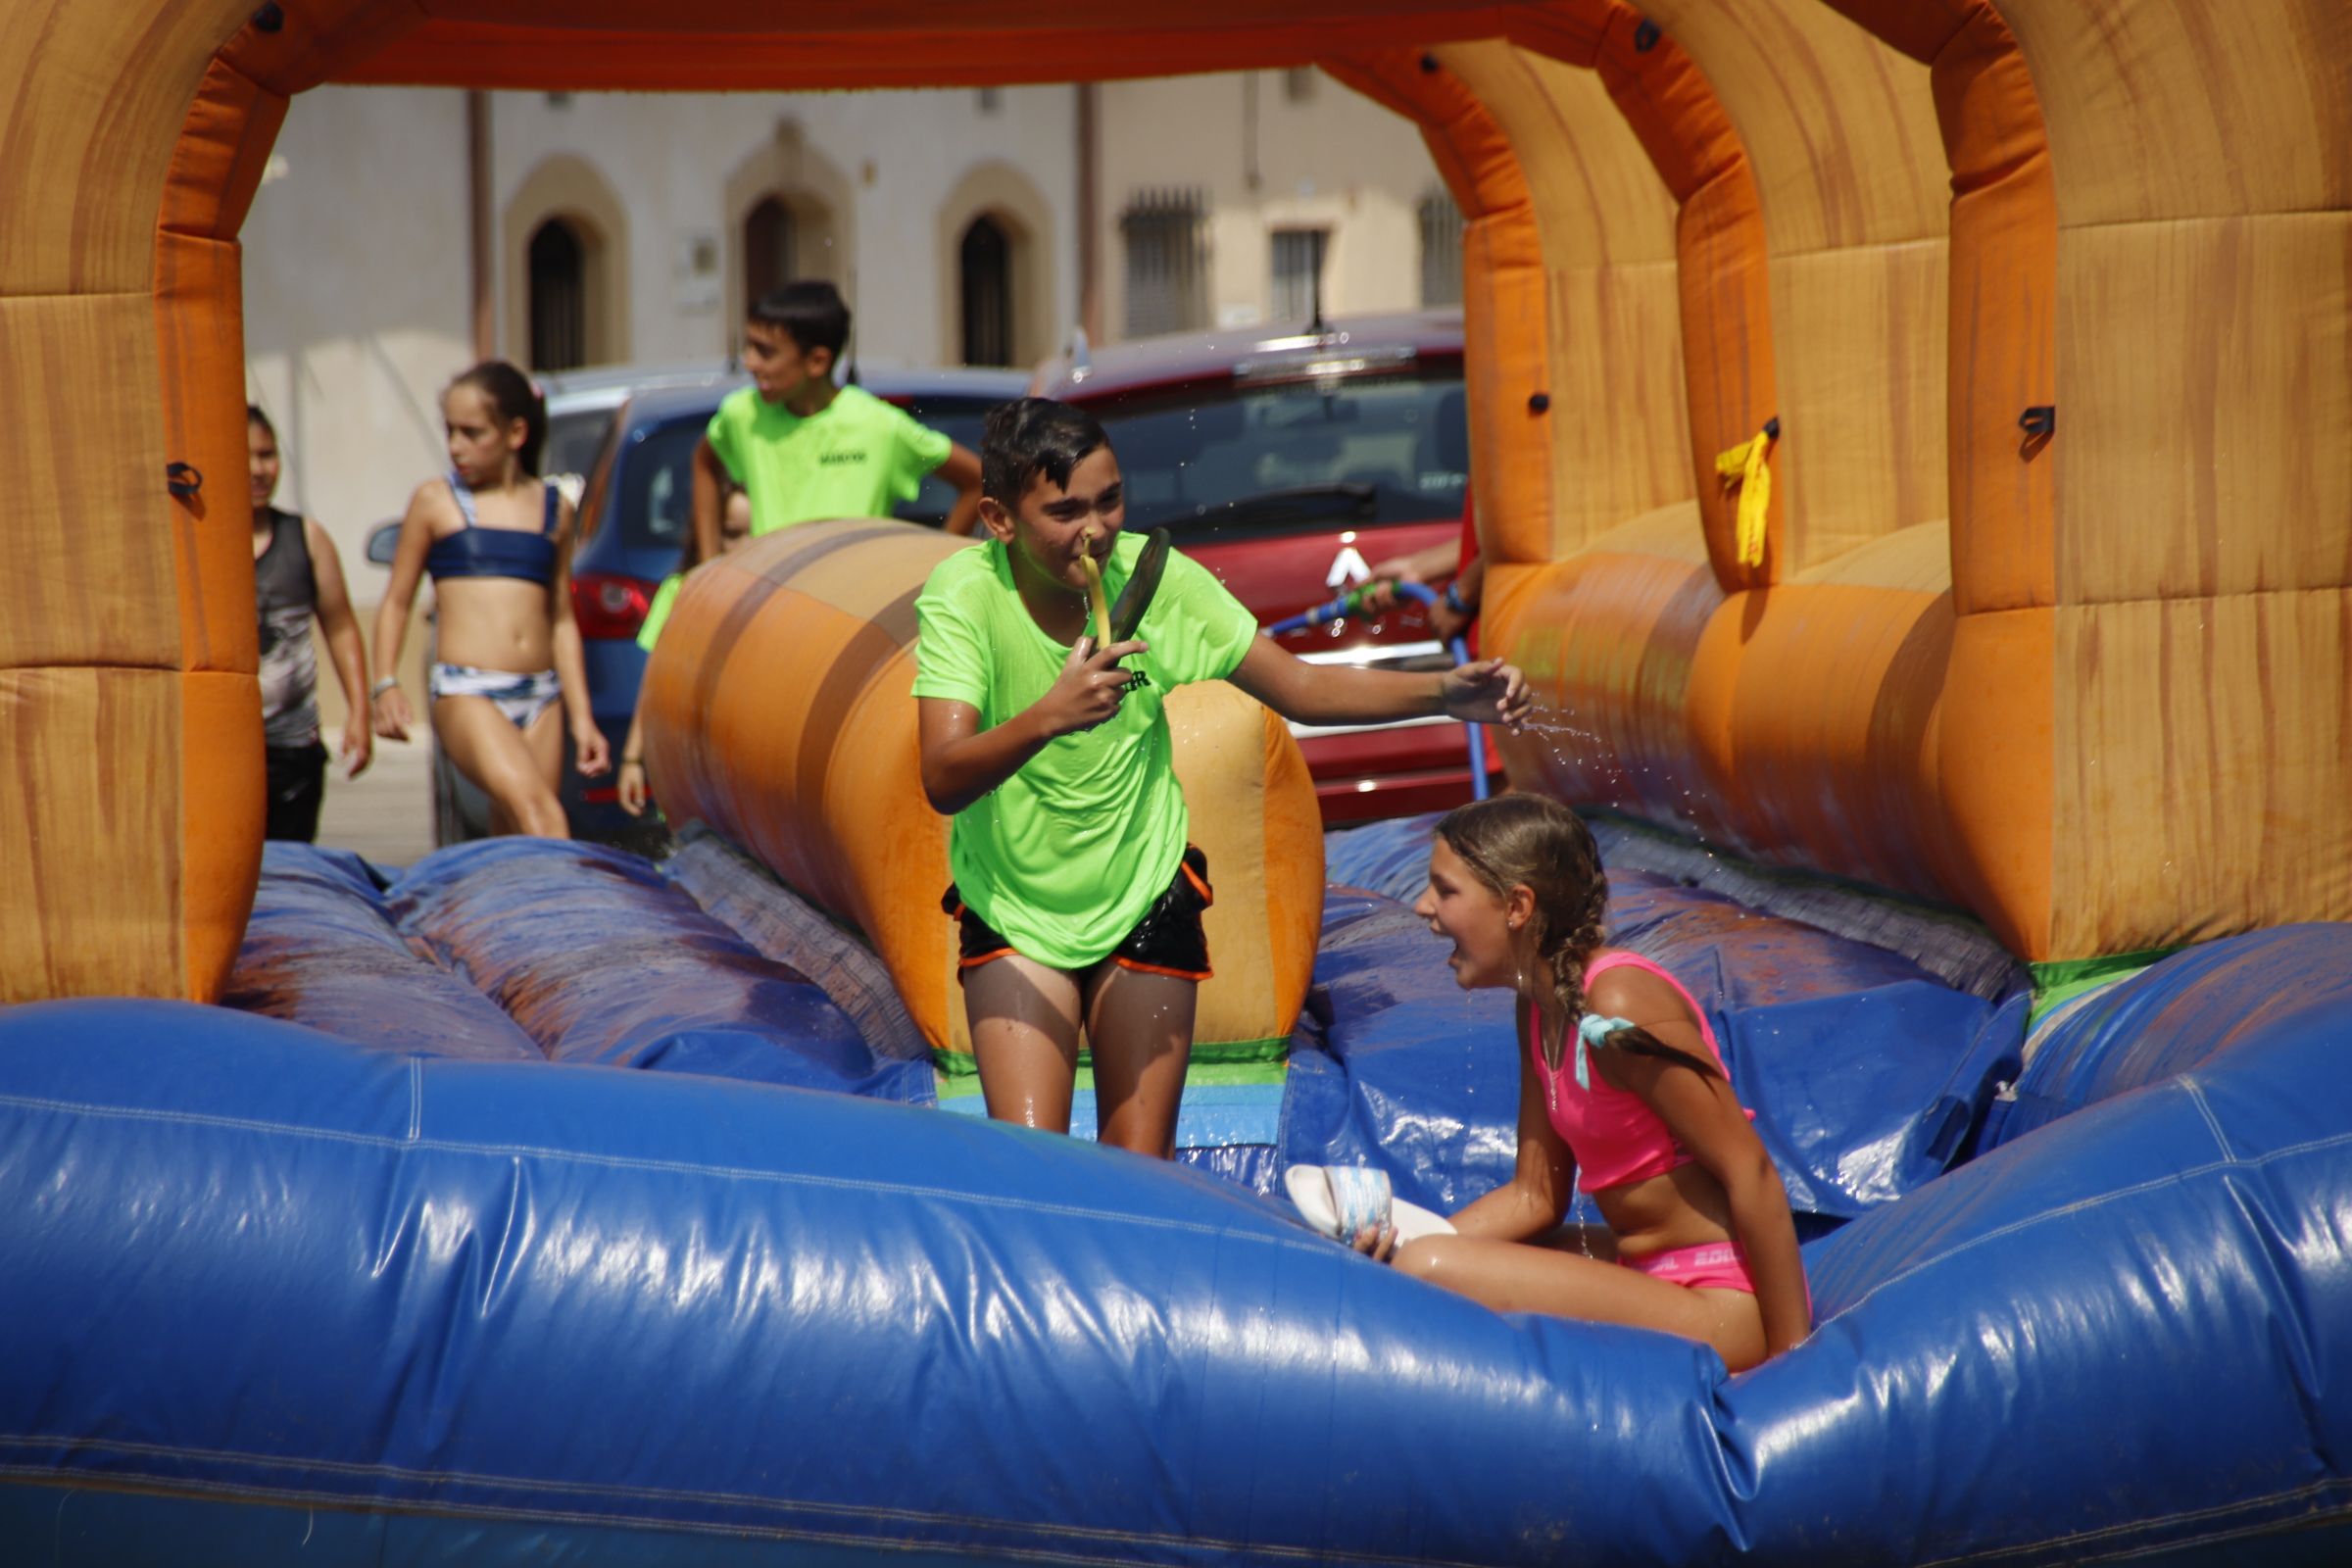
[914,398,1530,1159]
[689,279,982,559]
[623,281,983,817]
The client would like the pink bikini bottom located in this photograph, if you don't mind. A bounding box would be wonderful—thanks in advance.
[1621,1240,1755,1295]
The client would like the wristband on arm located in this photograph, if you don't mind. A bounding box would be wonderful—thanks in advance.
[1442,580,1473,614]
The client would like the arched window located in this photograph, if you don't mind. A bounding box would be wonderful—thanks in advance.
[959,216,1013,367]
[934,162,1054,367]
[504,156,628,368]
[527,218,588,370]
[743,195,796,315]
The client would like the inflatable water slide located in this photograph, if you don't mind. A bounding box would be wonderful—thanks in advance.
[2,1,2347,1563]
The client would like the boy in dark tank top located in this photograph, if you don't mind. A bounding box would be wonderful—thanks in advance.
[249,405,373,841]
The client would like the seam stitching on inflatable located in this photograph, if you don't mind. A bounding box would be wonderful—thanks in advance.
[2180,1076,2233,1161]
[0,1448,1495,1566]
[407,1058,421,1141]
[1915,1472,2352,1566]
[0,1092,1334,1254]
[1825,1128,2352,1316]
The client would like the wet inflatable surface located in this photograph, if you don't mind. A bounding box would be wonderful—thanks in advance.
[9,832,2348,1561]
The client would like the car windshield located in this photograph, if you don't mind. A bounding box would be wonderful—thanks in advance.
[1087,365,1467,542]
[545,407,614,487]
[618,418,707,550]
[615,392,1010,550]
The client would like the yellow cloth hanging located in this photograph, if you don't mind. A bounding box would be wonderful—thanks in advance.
[1714,426,1774,568]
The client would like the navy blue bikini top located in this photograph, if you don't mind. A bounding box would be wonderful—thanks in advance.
[424,473,560,585]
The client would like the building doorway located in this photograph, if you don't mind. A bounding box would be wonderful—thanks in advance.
[743,195,796,315]
[527,218,588,371]
[959,215,1013,367]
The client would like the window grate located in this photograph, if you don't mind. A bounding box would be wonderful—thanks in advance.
[1121,188,1208,338]
[1417,189,1463,308]
[1271,228,1328,325]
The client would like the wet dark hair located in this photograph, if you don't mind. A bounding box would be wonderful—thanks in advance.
[246,404,276,440]
[980,397,1111,509]
[748,279,851,360]
[1434,795,1723,1082]
[447,361,547,477]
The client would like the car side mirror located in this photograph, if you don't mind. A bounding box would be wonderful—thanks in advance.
[365,519,401,567]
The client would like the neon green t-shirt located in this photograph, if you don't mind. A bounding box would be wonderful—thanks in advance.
[639,384,951,652]
[705,383,951,538]
[636,573,686,652]
[911,532,1259,969]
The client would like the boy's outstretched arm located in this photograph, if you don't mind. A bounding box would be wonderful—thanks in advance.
[917,635,1147,814]
[1225,638,1531,731]
[937,443,984,537]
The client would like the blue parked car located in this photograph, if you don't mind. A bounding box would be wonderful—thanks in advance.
[527,367,1024,851]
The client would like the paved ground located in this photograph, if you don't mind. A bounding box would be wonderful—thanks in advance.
[316,732,436,869]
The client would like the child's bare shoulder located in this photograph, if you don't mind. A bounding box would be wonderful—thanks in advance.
[1586,957,1689,1027]
[405,476,461,525]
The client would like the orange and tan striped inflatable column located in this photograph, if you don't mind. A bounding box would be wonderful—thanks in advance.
[1978,0,2352,956]
[1323,47,1552,614]
[0,1,272,1003]
[1500,4,1780,843]
[1817,0,2056,955]
[640,521,1323,1067]
[1323,41,1578,810]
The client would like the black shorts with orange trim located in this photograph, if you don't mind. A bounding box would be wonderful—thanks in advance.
[944,846,1213,983]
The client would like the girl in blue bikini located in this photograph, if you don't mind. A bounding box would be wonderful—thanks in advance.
[370,362,609,836]
[1362,794,1809,1371]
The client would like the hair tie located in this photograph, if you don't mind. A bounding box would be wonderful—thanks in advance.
[1575,1013,1634,1091]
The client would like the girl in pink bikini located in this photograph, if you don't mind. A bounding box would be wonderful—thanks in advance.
[1365,794,1809,1370]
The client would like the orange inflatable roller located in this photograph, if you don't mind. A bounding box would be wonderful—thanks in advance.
[638,520,1326,1069]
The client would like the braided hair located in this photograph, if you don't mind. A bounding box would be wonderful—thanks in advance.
[1432,796,1722,1081]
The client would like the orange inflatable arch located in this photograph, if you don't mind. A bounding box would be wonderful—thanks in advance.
[1,0,2344,1004]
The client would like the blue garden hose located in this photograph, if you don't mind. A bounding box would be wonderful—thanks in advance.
[1263,581,1489,801]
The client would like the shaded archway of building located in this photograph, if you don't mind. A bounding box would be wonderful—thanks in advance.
[501,153,630,370]
[934,160,1056,370]
[958,216,1013,366]
[6,0,2348,1004]
[525,216,588,369]
[740,194,795,317]
[721,126,853,340]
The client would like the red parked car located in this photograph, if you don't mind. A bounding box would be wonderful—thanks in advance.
[1033,309,1491,822]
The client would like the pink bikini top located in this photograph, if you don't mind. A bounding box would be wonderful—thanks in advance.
[1531,951,1748,1195]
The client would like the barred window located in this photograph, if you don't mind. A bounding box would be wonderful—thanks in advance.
[1418,188,1464,308]
[1121,188,1208,339]
[1270,228,1328,325]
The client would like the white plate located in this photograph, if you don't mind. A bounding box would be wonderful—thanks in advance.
[1284,1164,1456,1242]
